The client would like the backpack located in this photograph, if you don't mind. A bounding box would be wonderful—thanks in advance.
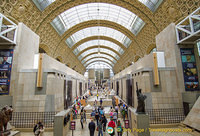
[117,126,122,132]
[33,124,38,133]
[122,109,125,116]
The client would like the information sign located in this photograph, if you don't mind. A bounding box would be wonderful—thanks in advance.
[125,120,129,129]
[70,121,76,130]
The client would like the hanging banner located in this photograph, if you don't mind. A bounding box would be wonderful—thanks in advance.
[180,48,199,91]
[0,49,13,95]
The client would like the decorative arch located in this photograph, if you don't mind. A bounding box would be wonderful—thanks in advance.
[36,0,157,33]
[71,36,126,50]
[83,56,115,65]
[80,52,118,62]
[56,56,63,62]
[52,20,144,56]
[84,58,114,66]
[86,60,113,68]
[146,44,156,54]
[134,55,141,62]
[39,44,50,54]
[86,62,112,69]
[77,45,121,57]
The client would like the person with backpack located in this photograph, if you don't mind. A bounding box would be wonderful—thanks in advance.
[117,120,123,136]
[108,118,116,136]
[121,107,126,121]
[33,122,44,136]
[101,115,107,132]
[95,111,100,125]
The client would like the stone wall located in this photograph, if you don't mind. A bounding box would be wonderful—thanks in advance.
[0,23,87,112]
[111,23,189,110]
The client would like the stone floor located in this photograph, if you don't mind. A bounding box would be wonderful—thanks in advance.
[20,91,198,136]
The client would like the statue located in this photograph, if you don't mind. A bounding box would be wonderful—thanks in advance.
[0,106,13,133]
[136,82,147,114]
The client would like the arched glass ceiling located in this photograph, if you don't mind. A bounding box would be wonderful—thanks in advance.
[33,0,163,12]
[138,0,163,12]
[78,48,120,60]
[65,26,131,48]
[82,54,117,64]
[87,62,112,69]
[84,58,114,67]
[86,62,114,77]
[73,40,124,55]
[51,3,145,36]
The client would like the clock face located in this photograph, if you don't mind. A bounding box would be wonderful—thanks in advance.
[107,127,114,134]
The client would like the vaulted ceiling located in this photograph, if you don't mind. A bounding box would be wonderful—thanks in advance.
[0,0,199,74]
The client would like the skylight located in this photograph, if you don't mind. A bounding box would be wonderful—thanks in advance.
[81,54,117,64]
[65,26,131,48]
[32,0,55,11]
[138,0,163,12]
[73,40,124,55]
[78,48,119,60]
[84,58,114,67]
[51,3,145,35]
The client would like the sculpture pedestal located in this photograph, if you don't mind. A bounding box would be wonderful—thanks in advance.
[128,108,150,136]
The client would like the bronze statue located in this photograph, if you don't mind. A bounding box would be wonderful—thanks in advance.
[0,106,13,133]
[136,83,147,114]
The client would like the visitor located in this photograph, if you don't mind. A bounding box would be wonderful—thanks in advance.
[112,97,116,108]
[101,115,107,132]
[117,120,123,136]
[95,111,99,125]
[109,110,113,118]
[100,98,103,106]
[108,118,116,136]
[115,105,119,118]
[88,119,96,136]
[91,110,96,119]
[94,100,97,107]
[97,119,103,136]
[84,109,87,122]
[97,93,99,100]
[113,111,118,124]
[121,107,126,121]
[33,122,44,136]
[80,112,84,129]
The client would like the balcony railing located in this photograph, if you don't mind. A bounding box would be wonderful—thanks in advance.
[10,112,57,128]
[146,108,185,124]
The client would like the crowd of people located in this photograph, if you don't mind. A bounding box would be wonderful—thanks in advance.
[88,95,128,136]
[33,86,129,136]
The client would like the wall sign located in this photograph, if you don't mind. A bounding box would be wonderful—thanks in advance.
[0,49,13,95]
[180,48,199,91]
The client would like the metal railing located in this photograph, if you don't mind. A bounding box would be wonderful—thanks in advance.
[10,112,57,128]
[175,7,200,44]
[146,108,185,124]
[0,13,17,44]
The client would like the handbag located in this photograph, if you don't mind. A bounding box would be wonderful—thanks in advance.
[96,127,99,131]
